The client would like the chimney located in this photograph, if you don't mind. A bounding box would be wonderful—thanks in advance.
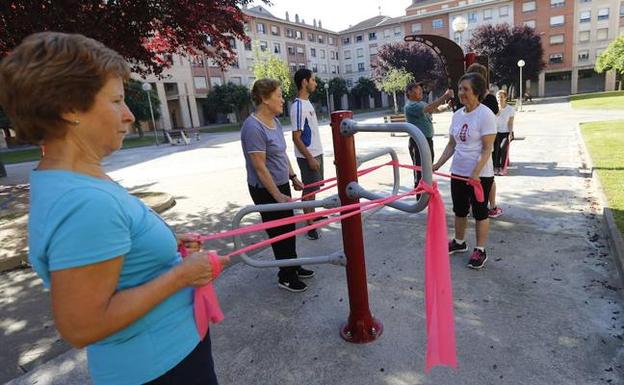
[295,14,299,23]
[302,19,305,25]
[285,11,289,21]
[319,20,322,28]
[313,18,317,27]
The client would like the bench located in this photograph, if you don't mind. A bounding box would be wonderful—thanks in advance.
[164,128,201,145]
[384,114,406,137]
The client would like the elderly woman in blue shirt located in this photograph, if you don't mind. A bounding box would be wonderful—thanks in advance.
[0,32,225,385]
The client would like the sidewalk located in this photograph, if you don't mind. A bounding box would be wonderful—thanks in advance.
[2,102,624,385]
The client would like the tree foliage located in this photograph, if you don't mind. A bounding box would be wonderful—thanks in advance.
[377,68,414,113]
[252,47,295,103]
[205,82,251,122]
[0,0,268,76]
[309,77,328,107]
[124,80,161,137]
[467,23,545,88]
[351,77,378,109]
[328,77,348,109]
[373,42,444,91]
[595,35,624,87]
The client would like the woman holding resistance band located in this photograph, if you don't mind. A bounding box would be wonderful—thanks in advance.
[241,78,315,293]
[0,32,225,384]
[433,73,497,269]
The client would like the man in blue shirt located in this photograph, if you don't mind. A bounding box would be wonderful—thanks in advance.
[404,82,453,187]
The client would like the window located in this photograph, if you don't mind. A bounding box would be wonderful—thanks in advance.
[312,64,318,72]
[394,26,402,36]
[230,59,239,68]
[597,8,609,20]
[288,46,295,55]
[344,50,351,59]
[298,63,306,70]
[330,51,336,60]
[454,31,462,44]
[243,23,250,33]
[384,29,391,38]
[345,64,353,73]
[356,35,363,42]
[229,38,237,49]
[346,79,353,88]
[550,34,564,44]
[256,23,265,34]
[432,19,443,29]
[286,28,294,38]
[210,77,222,86]
[244,41,252,51]
[524,20,536,28]
[246,58,254,72]
[320,64,327,73]
[620,2,624,16]
[483,9,492,19]
[369,32,377,40]
[230,77,242,86]
[296,47,304,55]
[579,30,590,42]
[578,50,590,61]
[499,5,509,16]
[550,15,564,26]
[289,63,297,72]
[193,76,207,90]
[343,37,351,45]
[597,28,608,40]
[579,10,591,23]
[311,48,316,57]
[296,30,303,40]
[370,46,378,55]
[308,33,315,42]
[356,48,364,57]
[358,63,365,72]
[273,43,281,54]
[318,35,324,43]
[522,1,536,12]
[550,0,564,8]
[329,37,335,45]
[411,23,422,33]
[259,41,268,52]
[331,65,337,74]
[271,25,280,36]
[549,53,564,64]
[468,12,477,23]
[320,49,326,59]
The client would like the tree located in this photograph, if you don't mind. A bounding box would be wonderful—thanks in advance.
[468,23,545,94]
[124,80,161,137]
[351,77,378,109]
[252,45,296,103]
[373,42,444,91]
[595,35,624,90]
[309,77,327,107]
[328,77,348,110]
[377,68,414,114]
[0,0,268,76]
[205,83,251,123]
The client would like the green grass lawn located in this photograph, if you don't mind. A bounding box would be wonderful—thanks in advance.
[571,90,624,110]
[580,120,624,235]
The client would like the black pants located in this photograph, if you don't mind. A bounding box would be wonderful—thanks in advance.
[409,137,435,187]
[450,175,495,221]
[248,183,299,281]
[144,334,218,385]
[492,133,510,169]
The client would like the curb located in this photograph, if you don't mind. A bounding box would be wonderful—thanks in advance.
[576,122,624,286]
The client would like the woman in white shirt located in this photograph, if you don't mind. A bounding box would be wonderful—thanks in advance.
[493,89,515,175]
[433,73,497,269]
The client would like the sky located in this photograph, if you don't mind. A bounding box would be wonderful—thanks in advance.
[250,0,413,32]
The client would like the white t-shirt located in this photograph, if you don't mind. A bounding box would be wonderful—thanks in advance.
[289,98,323,158]
[496,105,515,133]
[449,103,497,177]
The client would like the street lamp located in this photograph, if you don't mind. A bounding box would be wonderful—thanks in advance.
[142,82,159,146]
[451,16,468,48]
[517,59,526,112]
[324,82,331,114]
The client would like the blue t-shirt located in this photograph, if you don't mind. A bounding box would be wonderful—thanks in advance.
[241,114,290,187]
[28,170,199,385]
[404,100,434,138]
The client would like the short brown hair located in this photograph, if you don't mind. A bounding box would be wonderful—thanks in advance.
[0,32,130,144]
[466,63,488,84]
[251,78,281,106]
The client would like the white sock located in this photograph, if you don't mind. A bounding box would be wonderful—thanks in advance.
[475,246,485,252]
[454,238,465,244]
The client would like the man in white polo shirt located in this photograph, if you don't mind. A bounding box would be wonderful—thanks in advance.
[290,68,323,240]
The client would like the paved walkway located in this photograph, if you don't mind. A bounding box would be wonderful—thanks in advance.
[2,102,624,385]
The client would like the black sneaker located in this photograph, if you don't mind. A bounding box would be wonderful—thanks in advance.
[306,228,320,240]
[448,239,468,255]
[278,277,308,293]
[467,248,488,269]
[297,267,315,279]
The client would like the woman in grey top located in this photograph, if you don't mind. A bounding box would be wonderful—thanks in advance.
[240,79,314,293]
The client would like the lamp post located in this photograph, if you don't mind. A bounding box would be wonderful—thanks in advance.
[142,82,159,146]
[451,16,468,49]
[324,82,331,115]
[517,59,525,112]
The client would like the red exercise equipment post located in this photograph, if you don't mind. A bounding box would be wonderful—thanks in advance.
[330,110,383,343]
